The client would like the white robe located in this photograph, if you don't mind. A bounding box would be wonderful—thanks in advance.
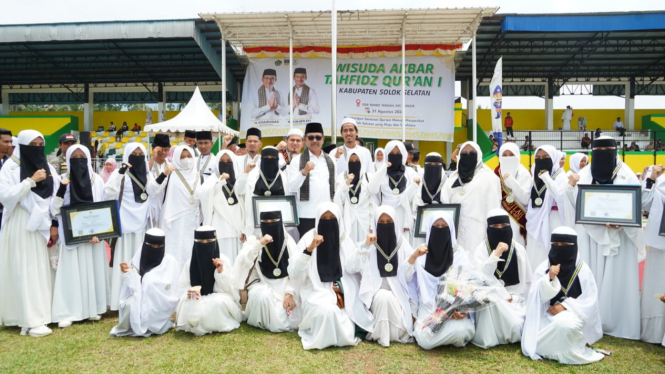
[410,176,449,248]
[472,240,533,349]
[639,174,665,343]
[562,109,573,130]
[500,165,531,247]
[110,253,181,337]
[289,230,373,350]
[52,173,110,324]
[443,166,502,261]
[175,256,242,335]
[0,162,60,328]
[358,237,414,347]
[521,260,604,365]
[564,163,643,340]
[104,170,153,311]
[232,235,298,333]
[367,164,419,244]
[333,173,374,244]
[197,173,247,265]
[408,247,476,349]
[148,160,169,228]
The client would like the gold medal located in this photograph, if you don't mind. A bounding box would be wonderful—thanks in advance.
[506,195,514,204]
[273,268,281,277]
[392,188,399,195]
[227,197,235,204]
[499,279,505,286]
[385,263,394,272]
[535,197,543,206]
[459,189,466,196]
[264,191,272,197]
[351,197,358,204]
[189,198,195,205]
[140,192,148,201]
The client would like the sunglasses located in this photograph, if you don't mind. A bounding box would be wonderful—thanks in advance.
[307,135,323,141]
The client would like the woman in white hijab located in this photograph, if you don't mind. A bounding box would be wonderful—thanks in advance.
[521,226,604,365]
[0,130,61,337]
[197,150,247,265]
[640,165,665,344]
[443,141,502,259]
[411,152,449,247]
[104,143,155,311]
[558,151,567,172]
[334,149,374,243]
[407,211,474,349]
[525,145,571,269]
[358,205,414,347]
[495,142,531,247]
[473,209,532,349]
[147,145,201,269]
[368,141,420,244]
[372,147,385,172]
[567,153,588,176]
[290,202,373,350]
[52,145,110,328]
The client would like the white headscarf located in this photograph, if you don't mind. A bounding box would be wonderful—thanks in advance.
[569,153,588,174]
[424,210,458,253]
[162,145,199,229]
[459,141,484,167]
[11,136,18,148]
[384,141,407,165]
[498,142,521,177]
[122,142,148,165]
[213,150,236,175]
[346,148,367,179]
[373,147,385,171]
[65,144,95,180]
[644,174,665,250]
[13,130,44,160]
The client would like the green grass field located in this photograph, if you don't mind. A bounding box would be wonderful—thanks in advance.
[1,313,664,373]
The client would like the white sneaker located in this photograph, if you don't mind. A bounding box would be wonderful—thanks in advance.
[58,321,72,328]
[27,325,52,337]
[89,315,102,321]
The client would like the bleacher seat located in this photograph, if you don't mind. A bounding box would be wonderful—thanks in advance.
[115,143,123,149]
[107,149,116,155]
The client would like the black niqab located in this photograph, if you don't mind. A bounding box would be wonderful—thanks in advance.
[254,148,284,196]
[387,153,406,194]
[68,157,93,205]
[189,230,220,296]
[259,211,289,279]
[424,226,454,277]
[547,233,582,305]
[19,144,54,199]
[422,154,443,204]
[316,217,343,282]
[376,222,398,277]
[127,154,148,203]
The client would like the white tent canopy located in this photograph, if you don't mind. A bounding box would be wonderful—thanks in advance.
[144,87,239,136]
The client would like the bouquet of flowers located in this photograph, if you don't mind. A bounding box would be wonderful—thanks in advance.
[421,265,505,334]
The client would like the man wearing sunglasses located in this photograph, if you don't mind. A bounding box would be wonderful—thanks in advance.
[288,122,337,238]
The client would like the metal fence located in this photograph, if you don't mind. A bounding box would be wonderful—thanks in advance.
[506,129,665,166]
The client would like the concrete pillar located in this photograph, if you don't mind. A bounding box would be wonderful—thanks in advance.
[83,84,93,131]
[0,87,9,115]
[157,83,166,123]
[545,78,554,131]
[625,78,635,130]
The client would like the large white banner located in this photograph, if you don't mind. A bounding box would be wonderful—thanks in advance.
[240,56,455,141]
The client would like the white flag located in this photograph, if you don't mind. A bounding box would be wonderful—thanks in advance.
[490,57,503,134]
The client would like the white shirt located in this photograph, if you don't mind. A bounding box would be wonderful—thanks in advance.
[288,150,337,218]
[198,154,214,179]
[293,85,320,116]
[251,87,287,119]
[233,153,261,175]
[614,121,624,129]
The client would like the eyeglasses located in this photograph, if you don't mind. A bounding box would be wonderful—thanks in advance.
[307,135,323,141]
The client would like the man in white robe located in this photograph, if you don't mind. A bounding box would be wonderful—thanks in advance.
[473,209,532,349]
[147,134,171,228]
[562,106,573,130]
[330,118,373,176]
[175,226,242,336]
[521,227,604,365]
[639,165,665,343]
[234,128,262,174]
[195,131,216,181]
[0,130,61,337]
[290,203,374,349]
[233,207,298,333]
[110,229,180,337]
[443,141,501,259]
[565,136,643,340]
[357,206,414,347]
[52,145,110,328]
[495,143,531,247]
[407,211,475,349]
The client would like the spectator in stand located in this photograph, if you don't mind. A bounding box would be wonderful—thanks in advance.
[121,121,129,133]
[115,129,123,142]
[614,117,626,136]
[594,128,602,138]
[491,138,499,153]
[108,122,116,132]
[629,141,641,151]
[646,141,655,151]
[504,112,514,137]
[131,123,141,132]
[577,116,587,132]
[581,133,591,149]
[520,135,534,151]
[656,140,665,151]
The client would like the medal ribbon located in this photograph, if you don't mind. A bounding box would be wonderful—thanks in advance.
[423,179,443,201]
[548,260,584,295]
[374,237,402,263]
[458,163,483,190]
[198,155,212,174]
[259,169,280,192]
[126,171,146,193]
[389,174,405,191]
[485,239,516,279]
[174,169,198,199]
[262,237,288,268]
[11,155,20,165]
[533,168,563,198]
[347,172,363,201]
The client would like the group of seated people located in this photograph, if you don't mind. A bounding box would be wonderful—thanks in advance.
[0,120,663,367]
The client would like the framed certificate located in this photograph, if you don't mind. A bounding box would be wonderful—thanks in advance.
[61,200,123,245]
[414,204,461,238]
[252,195,300,228]
[575,184,642,228]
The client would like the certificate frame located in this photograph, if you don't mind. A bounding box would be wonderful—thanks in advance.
[574,184,642,228]
[414,204,461,238]
[61,200,123,245]
[252,195,300,228]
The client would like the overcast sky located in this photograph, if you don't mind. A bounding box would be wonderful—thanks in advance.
[2,0,664,110]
